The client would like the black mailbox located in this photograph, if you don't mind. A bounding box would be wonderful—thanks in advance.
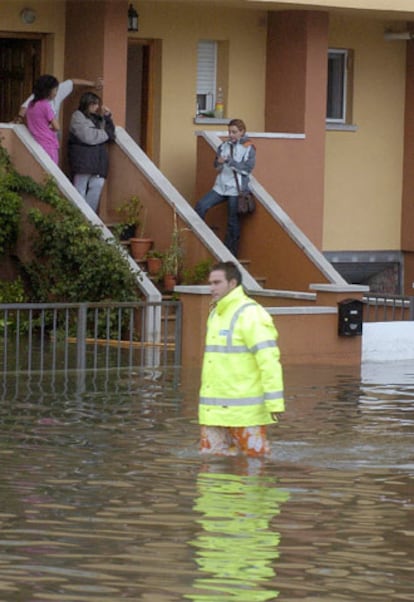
[338,298,363,337]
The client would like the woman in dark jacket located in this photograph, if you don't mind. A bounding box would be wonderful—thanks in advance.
[68,92,115,212]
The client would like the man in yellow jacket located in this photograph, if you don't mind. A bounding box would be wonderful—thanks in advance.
[199,261,285,456]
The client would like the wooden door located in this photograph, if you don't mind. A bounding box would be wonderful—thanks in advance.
[126,39,160,162]
[0,37,42,122]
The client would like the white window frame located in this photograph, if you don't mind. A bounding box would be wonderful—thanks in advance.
[327,48,348,124]
[196,40,217,114]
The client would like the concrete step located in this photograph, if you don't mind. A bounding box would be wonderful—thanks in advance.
[238,258,265,287]
[239,258,251,267]
[255,276,267,287]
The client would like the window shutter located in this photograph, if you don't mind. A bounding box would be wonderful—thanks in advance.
[197,41,217,111]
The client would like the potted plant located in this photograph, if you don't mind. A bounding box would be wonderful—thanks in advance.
[161,207,184,291]
[181,259,213,285]
[116,195,153,260]
[116,195,143,239]
[145,249,164,277]
[162,251,180,291]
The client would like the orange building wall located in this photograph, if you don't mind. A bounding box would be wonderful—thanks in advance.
[195,136,331,291]
[179,290,362,368]
[62,0,128,139]
[264,11,329,248]
[266,11,308,133]
[276,313,362,366]
[103,143,214,268]
[401,38,414,293]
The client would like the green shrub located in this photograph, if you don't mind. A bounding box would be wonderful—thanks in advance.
[181,259,213,285]
[0,278,25,303]
[26,199,139,302]
[0,140,141,303]
[0,185,22,255]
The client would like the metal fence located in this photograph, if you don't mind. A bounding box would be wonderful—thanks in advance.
[363,294,414,322]
[3,294,412,377]
[0,300,182,375]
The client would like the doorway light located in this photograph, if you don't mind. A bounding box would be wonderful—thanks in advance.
[128,4,139,32]
[20,8,36,25]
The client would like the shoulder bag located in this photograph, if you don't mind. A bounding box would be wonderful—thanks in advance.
[232,170,256,215]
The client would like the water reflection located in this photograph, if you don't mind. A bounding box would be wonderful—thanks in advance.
[188,458,289,601]
[0,363,413,600]
[1,365,181,403]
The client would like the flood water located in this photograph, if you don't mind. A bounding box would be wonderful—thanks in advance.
[0,361,413,601]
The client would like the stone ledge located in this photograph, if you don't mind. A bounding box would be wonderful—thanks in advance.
[267,306,337,315]
[310,283,369,293]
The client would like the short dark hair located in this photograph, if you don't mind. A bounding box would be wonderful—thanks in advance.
[32,74,59,103]
[78,92,101,115]
[210,261,242,286]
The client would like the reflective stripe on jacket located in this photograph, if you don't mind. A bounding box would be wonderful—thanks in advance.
[199,285,284,427]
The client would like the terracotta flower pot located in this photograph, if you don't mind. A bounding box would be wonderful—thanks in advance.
[163,273,177,292]
[130,238,153,261]
[147,256,162,276]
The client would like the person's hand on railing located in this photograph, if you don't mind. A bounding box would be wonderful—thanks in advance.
[12,113,25,124]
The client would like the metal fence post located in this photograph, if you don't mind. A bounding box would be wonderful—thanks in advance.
[174,301,182,365]
[77,303,88,371]
[409,297,414,321]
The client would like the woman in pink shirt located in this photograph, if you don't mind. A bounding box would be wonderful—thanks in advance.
[25,75,60,164]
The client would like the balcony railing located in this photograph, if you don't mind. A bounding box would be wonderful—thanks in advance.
[363,294,414,322]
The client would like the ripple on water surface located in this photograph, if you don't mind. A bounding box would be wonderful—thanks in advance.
[0,363,412,601]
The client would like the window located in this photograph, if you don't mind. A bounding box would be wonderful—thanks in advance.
[327,49,353,124]
[196,40,217,114]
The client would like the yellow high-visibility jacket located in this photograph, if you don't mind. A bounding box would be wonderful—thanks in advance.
[199,285,284,427]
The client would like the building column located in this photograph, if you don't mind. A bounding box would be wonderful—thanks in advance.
[264,10,329,248]
[401,34,414,294]
[265,10,329,136]
[63,0,128,129]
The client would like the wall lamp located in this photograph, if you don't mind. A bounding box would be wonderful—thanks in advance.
[20,8,36,24]
[128,4,139,32]
[384,29,414,41]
